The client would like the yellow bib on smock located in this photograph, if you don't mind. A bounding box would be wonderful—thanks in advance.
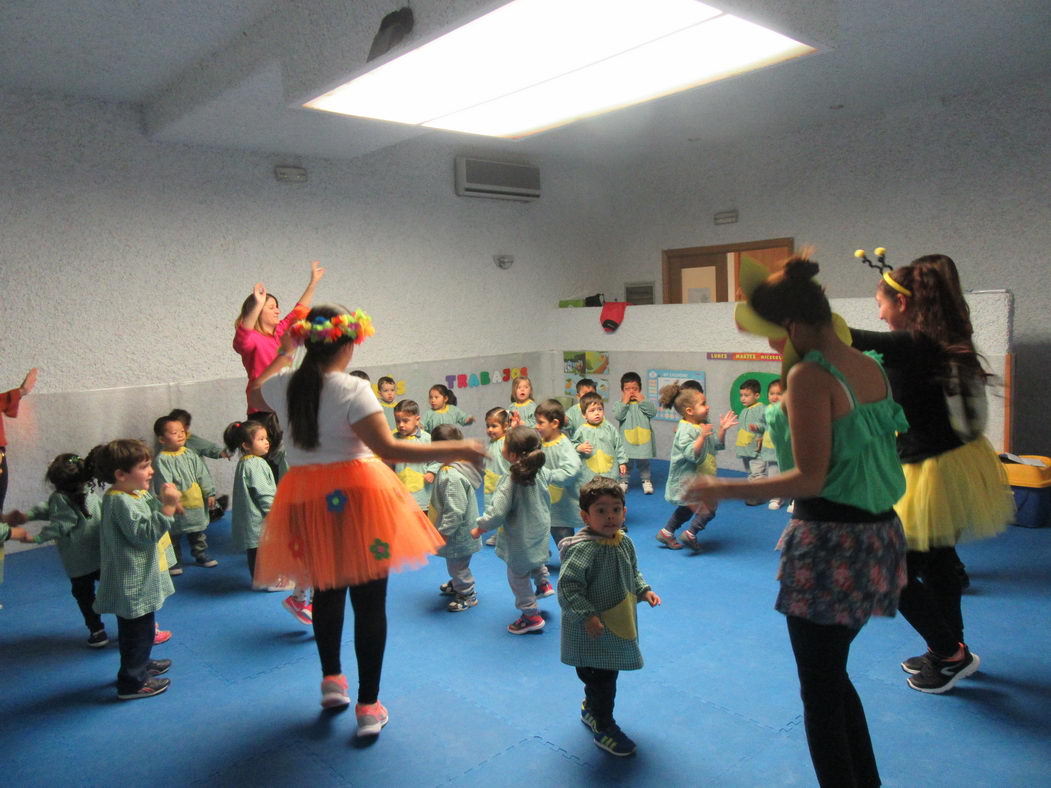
[624,426,652,446]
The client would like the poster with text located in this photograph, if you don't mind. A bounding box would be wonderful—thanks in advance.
[564,351,610,400]
[647,369,707,421]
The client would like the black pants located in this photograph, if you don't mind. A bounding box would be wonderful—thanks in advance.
[70,570,104,632]
[896,547,964,656]
[312,578,388,705]
[576,666,619,730]
[786,615,880,788]
[664,504,716,534]
[171,531,208,565]
[116,611,155,693]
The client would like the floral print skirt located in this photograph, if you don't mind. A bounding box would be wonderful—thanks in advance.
[775,516,907,629]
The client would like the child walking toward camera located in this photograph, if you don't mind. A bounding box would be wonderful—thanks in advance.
[509,375,537,426]
[762,379,785,509]
[612,372,656,494]
[393,400,436,511]
[152,414,218,572]
[422,384,474,432]
[535,399,583,545]
[91,439,180,700]
[565,378,596,436]
[573,392,627,488]
[483,407,511,546]
[557,477,661,757]
[472,427,554,634]
[656,382,736,552]
[430,425,483,612]
[735,379,767,505]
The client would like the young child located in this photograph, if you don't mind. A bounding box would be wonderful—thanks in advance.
[655,383,736,551]
[393,400,436,511]
[483,407,511,546]
[247,409,287,481]
[762,379,785,509]
[421,384,474,432]
[152,415,218,572]
[573,392,627,488]
[612,372,657,494]
[557,477,661,757]
[535,399,583,545]
[509,375,537,426]
[161,408,228,521]
[429,425,483,612]
[565,378,596,435]
[735,379,766,505]
[91,439,180,700]
[20,453,107,646]
[471,427,554,634]
[377,376,398,432]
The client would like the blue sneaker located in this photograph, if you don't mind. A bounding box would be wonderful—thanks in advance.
[594,723,636,756]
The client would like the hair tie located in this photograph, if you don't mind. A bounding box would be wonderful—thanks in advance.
[882,271,913,297]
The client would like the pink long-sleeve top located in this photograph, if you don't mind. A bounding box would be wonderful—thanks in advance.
[233,303,309,409]
[0,387,22,446]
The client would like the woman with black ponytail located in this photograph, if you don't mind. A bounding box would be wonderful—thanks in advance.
[250,303,485,738]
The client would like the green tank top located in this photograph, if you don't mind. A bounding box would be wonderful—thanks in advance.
[767,350,908,513]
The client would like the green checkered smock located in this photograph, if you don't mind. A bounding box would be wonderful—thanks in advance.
[230,455,275,551]
[429,463,482,560]
[572,420,627,485]
[477,468,552,575]
[542,434,583,530]
[153,447,215,534]
[28,491,103,578]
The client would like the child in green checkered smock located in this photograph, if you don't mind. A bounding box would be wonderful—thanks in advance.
[482,408,511,547]
[510,376,537,426]
[392,400,437,510]
[422,384,474,433]
[565,378,597,436]
[572,393,627,487]
[429,425,483,612]
[611,372,657,494]
[761,379,786,509]
[377,376,399,432]
[557,477,661,757]
[535,400,583,546]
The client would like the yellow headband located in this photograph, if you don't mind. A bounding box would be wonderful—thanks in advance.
[882,271,912,297]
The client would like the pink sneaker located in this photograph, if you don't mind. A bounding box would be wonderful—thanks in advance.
[535,582,555,598]
[655,528,683,549]
[320,674,350,708]
[355,701,390,736]
[508,614,545,634]
[283,596,313,626]
[153,624,172,645]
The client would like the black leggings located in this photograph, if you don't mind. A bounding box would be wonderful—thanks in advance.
[786,615,880,788]
[312,578,388,704]
[896,547,964,656]
[576,666,618,730]
[70,570,104,632]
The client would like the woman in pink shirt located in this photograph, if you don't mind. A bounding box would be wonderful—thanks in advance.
[234,262,326,411]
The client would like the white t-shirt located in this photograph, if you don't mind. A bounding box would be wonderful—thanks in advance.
[261,371,382,467]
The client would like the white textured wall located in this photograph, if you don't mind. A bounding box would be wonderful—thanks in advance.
[598,77,1051,452]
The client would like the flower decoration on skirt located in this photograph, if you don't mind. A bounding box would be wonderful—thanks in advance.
[369,538,391,562]
[326,489,348,513]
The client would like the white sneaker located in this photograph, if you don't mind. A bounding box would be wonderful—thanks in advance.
[485,533,497,546]
[618,482,629,494]
[787,501,795,514]
[768,499,782,510]
[642,480,654,495]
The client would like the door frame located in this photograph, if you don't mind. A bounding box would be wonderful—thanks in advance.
[662,237,794,304]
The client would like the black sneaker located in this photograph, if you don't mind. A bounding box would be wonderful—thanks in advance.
[593,723,637,756]
[580,699,598,733]
[147,659,172,677]
[447,594,477,612]
[195,554,219,568]
[907,646,980,693]
[901,651,935,675]
[438,580,456,596]
[117,677,171,700]
[87,629,109,648]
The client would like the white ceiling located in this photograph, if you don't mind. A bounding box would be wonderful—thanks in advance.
[2,0,1049,164]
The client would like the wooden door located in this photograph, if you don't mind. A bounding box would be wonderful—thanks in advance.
[662,238,793,304]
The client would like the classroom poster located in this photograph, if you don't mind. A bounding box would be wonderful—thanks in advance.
[648,369,706,421]
[563,351,610,398]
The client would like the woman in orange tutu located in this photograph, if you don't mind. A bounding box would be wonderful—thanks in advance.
[250,304,485,737]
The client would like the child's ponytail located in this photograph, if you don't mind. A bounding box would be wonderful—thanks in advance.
[505,426,546,485]
[45,452,95,518]
[658,382,682,410]
[223,420,264,455]
[431,383,457,407]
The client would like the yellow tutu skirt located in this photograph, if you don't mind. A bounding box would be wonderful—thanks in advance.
[254,456,444,590]
[897,436,1014,551]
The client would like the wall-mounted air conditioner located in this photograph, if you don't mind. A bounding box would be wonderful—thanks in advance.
[455,157,540,202]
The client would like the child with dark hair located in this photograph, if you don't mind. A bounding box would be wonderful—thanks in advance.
[535,399,583,545]
[763,379,786,509]
[91,439,181,700]
[573,392,627,488]
[164,408,229,521]
[680,379,704,394]
[735,378,766,505]
[565,378,596,435]
[510,375,537,426]
[422,384,474,432]
[612,372,657,494]
[483,407,511,546]
[14,453,106,646]
[349,370,371,382]
[393,400,436,511]
[247,410,287,481]
[557,477,661,757]
[472,426,553,634]
[152,415,218,573]
[430,424,483,612]
[377,376,398,432]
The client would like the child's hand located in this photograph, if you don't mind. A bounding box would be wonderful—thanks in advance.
[220,449,232,460]
[424,472,435,484]
[470,527,483,539]
[719,411,739,430]
[158,483,181,507]
[585,615,605,639]
[465,416,475,425]
[2,509,28,526]
[700,423,714,438]
[9,526,28,542]
[309,260,326,283]
[577,442,592,455]
[621,391,632,404]
[509,411,522,428]
[643,590,661,607]
[619,464,628,476]
[207,496,216,509]
[748,423,762,432]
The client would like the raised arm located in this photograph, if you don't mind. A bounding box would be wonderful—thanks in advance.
[295,261,326,311]
[240,283,267,330]
[352,412,485,466]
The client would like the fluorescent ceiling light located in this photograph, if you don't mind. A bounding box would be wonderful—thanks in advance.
[304,0,815,138]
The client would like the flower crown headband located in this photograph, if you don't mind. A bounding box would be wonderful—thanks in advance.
[288,309,375,345]
[854,247,913,297]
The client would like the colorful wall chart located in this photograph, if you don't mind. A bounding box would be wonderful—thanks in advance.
[647,369,707,421]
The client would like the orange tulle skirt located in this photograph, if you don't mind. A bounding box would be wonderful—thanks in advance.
[254,456,444,590]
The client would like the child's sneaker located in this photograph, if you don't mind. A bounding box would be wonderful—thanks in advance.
[153,626,172,645]
[907,646,980,693]
[147,659,172,676]
[901,651,935,675]
[168,565,183,576]
[195,553,219,568]
[768,498,783,510]
[355,701,390,737]
[265,580,295,592]
[117,677,170,701]
[507,614,545,634]
[787,501,795,514]
[447,594,477,612]
[593,723,636,757]
[438,580,456,596]
[655,528,683,550]
[320,674,350,708]
[641,480,654,495]
[87,629,109,648]
[618,482,629,495]
[283,595,313,626]
[535,582,555,598]
[485,534,497,546]
[680,529,701,552]
[580,699,599,732]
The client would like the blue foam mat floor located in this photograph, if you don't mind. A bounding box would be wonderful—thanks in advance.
[2,461,1050,787]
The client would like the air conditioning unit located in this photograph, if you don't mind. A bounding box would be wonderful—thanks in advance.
[455,157,540,202]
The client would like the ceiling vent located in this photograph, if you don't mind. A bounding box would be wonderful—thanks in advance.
[455,157,540,202]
